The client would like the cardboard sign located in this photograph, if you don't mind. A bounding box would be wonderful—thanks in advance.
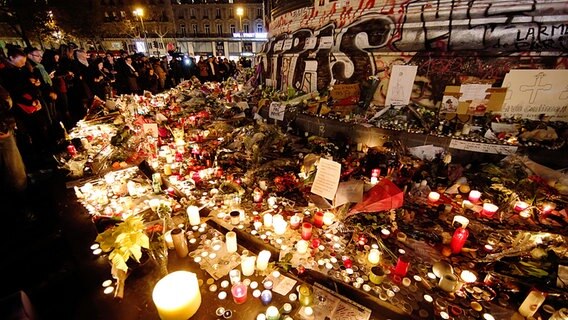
[331,84,360,100]
[311,158,341,200]
[269,102,285,121]
[449,139,518,155]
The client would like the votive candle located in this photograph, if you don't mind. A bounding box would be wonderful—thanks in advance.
[481,203,498,218]
[301,223,313,240]
[152,271,201,320]
[241,256,256,276]
[313,211,324,228]
[187,206,200,226]
[298,284,313,307]
[468,190,481,203]
[289,215,301,229]
[265,306,280,320]
[260,290,272,305]
[322,212,335,226]
[171,228,189,258]
[367,249,380,265]
[226,231,237,253]
[256,250,271,271]
[394,255,410,277]
[428,192,440,203]
[296,240,309,254]
[369,267,385,285]
[514,201,529,212]
[273,218,287,235]
[263,213,273,228]
[231,283,248,304]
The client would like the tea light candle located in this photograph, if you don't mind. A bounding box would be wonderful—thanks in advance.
[263,213,273,228]
[256,250,271,271]
[301,223,313,240]
[231,283,248,304]
[313,211,324,228]
[152,271,201,320]
[380,228,391,239]
[514,201,529,212]
[289,215,301,229]
[468,190,481,203]
[370,176,378,185]
[241,256,256,276]
[273,218,287,235]
[482,203,498,217]
[428,192,440,203]
[322,212,335,226]
[519,209,531,218]
[460,270,477,283]
[296,240,309,254]
[226,231,237,253]
[367,249,380,265]
[187,206,201,226]
[260,290,272,305]
[265,306,280,320]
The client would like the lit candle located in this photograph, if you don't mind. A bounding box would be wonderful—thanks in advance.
[428,192,440,203]
[289,215,301,229]
[298,284,313,307]
[241,256,256,276]
[273,218,288,235]
[163,164,172,176]
[514,201,529,212]
[380,228,391,239]
[519,209,531,218]
[518,290,546,317]
[231,283,248,304]
[369,267,385,285]
[468,190,481,203]
[296,240,309,254]
[229,211,240,225]
[460,270,477,283]
[187,206,201,226]
[301,223,313,240]
[267,195,277,207]
[260,290,272,305]
[256,250,271,271]
[164,230,175,250]
[265,306,280,320]
[322,212,335,226]
[481,203,498,218]
[367,249,380,265]
[450,215,470,254]
[152,271,201,320]
[542,203,555,213]
[171,228,189,258]
[313,211,324,228]
[263,213,273,228]
[393,255,410,277]
[226,231,237,254]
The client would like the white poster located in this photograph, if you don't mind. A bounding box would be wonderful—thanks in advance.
[269,102,285,121]
[500,69,568,121]
[311,158,341,200]
[385,65,418,106]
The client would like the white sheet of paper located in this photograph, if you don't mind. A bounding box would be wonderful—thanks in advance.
[449,139,518,155]
[142,123,159,137]
[500,69,568,121]
[408,145,445,160]
[385,65,418,106]
[311,158,341,200]
[334,180,363,207]
[459,84,491,101]
[491,122,519,134]
[269,102,285,121]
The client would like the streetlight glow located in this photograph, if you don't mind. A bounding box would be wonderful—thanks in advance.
[236,7,243,17]
[236,7,244,57]
[133,8,144,17]
[133,7,148,55]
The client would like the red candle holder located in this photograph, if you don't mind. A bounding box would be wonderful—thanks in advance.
[342,256,353,269]
[231,283,248,304]
[301,223,313,240]
[313,211,324,228]
[393,255,410,277]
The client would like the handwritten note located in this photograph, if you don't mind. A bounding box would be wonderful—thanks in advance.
[311,158,341,200]
[334,180,363,207]
[459,84,491,101]
[331,84,360,100]
[385,65,418,106]
[269,102,285,121]
[449,139,518,155]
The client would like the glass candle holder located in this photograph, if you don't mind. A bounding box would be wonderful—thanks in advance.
[241,256,256,276]
[481,203,498,218]
[313,211,324,228]
[263,213,273,228]
[367,249,380,265]
[256,250,271,271]
[260,290,272,305]
[296,240,309,254]
[289,215,301,229]
[231,283,248,304]
[226,231,237,254]
[369,267,385,285]
[468,190,481,203]
[301,223,313,240]
[298,284,313,307]
[266,306,280,320]
[394,255,410,277]
[171,228,189,258]
[230,210,240,225]
[229,269,241,285]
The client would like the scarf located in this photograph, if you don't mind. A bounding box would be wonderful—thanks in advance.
[34,62,52,86]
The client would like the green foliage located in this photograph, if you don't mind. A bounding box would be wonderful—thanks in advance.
[96,216,150,273]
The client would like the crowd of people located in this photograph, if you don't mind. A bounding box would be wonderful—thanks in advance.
[0,42,256,212]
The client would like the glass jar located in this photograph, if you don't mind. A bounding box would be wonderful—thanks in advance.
[550,308,568,320]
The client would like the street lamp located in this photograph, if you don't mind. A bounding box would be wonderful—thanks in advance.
[236,7,243,58]
[133,8,148,55]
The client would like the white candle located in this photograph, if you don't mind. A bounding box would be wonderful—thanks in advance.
[460,270,477,283]
[241,256,256,276]
[152,271,201,320]
[428,192,440,202]
[273,218,287,235]
[514,201,529,212]
[263,213,273,228]
[187,206,201,226]
[482,203,499,217]
[295,240,309,254]
[256,250,271,271]
[253,221,263,231]
[370,176,378,185]
[468,190,481,202]
[226,231,237,253]
[266,306,280,320]
[322,212,335,226]
[367,249,380,265]
[164,231,175,250]
[267,196,277,207]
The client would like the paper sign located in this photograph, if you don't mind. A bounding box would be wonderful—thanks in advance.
[334,180,363,207]
[304,37,317,50]
[269,102,285,121]
[408,145,445,160]
[491,122,519,134]
[319,36,333,49]
[440,95,459,114]
[500,69,568,121]
[311,158,341,200]
[142,123,159,137]
[449,139,518,155]
[385,65,418,106]
[331,84,360,100]
[459,84,491,102]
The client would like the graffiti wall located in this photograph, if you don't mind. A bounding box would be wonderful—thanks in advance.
[262,0,568,107]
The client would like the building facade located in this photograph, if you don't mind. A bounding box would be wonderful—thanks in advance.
[93,0,266,59]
